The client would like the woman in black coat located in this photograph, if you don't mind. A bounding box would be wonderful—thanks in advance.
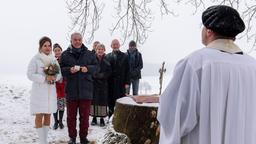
[90,43,111,126]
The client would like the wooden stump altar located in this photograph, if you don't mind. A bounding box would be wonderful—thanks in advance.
[112,96,160,144]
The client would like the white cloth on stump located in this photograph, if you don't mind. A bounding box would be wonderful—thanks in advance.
[27,53,61,115]
[157,39,256,144]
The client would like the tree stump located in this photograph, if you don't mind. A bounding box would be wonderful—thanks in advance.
[112,97,159,144]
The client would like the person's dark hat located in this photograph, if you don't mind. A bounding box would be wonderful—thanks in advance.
[202,5,245,37]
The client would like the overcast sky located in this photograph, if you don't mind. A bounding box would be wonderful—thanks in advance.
[0,1,253,76]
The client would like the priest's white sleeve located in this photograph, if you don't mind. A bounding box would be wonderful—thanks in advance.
[157,59,200,144]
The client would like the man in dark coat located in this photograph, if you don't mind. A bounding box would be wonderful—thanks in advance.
[126,40,143,95]
[60,32,98,144]
[106,39,130,118]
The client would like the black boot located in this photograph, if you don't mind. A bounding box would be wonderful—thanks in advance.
[68,137,76,144]
[59,110,64,129]
[53,112,59,130]
[80,137,90,144]
[91,117,97,126]
[100,118,105,127]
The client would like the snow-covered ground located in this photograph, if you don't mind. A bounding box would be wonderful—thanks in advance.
[0,81,107,144]
[0,74,171,144]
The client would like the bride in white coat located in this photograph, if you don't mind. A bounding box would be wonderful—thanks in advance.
[27,36,61,144]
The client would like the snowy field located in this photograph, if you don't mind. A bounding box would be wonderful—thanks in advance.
[0,74,171,144]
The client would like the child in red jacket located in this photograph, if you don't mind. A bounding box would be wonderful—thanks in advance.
[53,43,65,130]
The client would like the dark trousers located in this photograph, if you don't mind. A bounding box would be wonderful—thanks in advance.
[66,99,91,138]
[127,79,140,95]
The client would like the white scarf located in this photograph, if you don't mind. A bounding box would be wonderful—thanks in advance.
[206,39,242,54]
[37,52,56,66]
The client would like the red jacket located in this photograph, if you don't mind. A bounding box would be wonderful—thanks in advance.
[56,79,65,98]
[55,57,65,98]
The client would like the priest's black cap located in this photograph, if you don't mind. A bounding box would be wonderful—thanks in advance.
[202,5,245,37]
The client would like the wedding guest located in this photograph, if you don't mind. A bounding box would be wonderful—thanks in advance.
[91,41,100,53]
[27,36,61,144]
[126,40,143,95]
[90,43,111,127]
[52,43,65,130]
[60,32,98,144]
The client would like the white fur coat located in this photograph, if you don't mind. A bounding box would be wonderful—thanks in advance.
[27,53,62,115]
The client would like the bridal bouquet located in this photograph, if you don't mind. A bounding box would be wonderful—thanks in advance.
[44,63,60,84]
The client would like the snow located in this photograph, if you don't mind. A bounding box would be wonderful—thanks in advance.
[117,97,159,107]
[0,75,107,144]
[0,74,169,144]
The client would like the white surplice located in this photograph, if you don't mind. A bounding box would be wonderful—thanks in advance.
[157,39,256,144]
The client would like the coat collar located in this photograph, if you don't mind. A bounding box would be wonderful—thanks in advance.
[67,44,88,53]
[206,39,242,54]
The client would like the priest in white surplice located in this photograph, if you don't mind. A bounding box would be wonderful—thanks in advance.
[157,5,256,144]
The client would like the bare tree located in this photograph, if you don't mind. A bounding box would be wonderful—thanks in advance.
[67,0,172,44]
[67,0,256,48]
[175,0,256,48]
[66,0,104,43]
[110,0,152,44]
[242,3,256,50]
